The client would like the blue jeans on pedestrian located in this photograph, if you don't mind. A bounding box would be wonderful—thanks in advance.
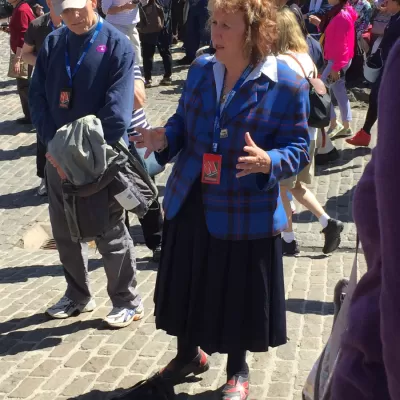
[184,2,210,60]
[321,60,352,123]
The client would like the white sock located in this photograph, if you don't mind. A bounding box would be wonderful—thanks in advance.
[282,231,295,243]
[319,213,330,229]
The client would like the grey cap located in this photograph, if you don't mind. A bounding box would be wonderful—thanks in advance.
[52,0,87,16]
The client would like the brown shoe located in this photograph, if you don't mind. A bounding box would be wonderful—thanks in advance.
[156,349,209,382]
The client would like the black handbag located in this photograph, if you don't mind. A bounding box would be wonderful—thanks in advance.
[285,53,331,129]
[110,377,175,400]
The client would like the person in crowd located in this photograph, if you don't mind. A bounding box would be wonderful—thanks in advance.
[350,0,371,37]
[29,0,143,328]
[303,0,332,33]
[309,0,357,140]
[346,0,400,147]
[139,0,173,87]
[290,3,340,164]
[22,0,62,196]
[127,64,163,262]
[330,37,400,400]
[8,0,35,125]
[177,0,210,65]
[132,0,310,397]
[171,0,184,44]
[101,0,148,65]
[276,8,343,255]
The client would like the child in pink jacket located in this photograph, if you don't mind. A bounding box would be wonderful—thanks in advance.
[310,0,357,139]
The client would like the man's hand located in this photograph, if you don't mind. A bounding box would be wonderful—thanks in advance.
[13,58,21,75]
[309,15,321,27]
[236,132,271,178]
[46,153,67,180]
[131,127,167,158]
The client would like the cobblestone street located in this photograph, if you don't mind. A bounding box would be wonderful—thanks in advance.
[0,29,373,400]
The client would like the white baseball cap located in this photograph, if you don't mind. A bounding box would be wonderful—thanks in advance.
[52,0,87,16]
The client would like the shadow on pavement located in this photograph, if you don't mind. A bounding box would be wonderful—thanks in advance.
[286,299,334,315]
[0,89,18,96]
[0,316,105,355]
[0,142,36,161]
[0,79,17,89]
[0,187,47,209]
[0,259,103,284]
[0,120,35,136]
[69,388,221,400]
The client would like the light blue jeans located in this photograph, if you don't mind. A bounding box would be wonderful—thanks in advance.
[321,60,352,123]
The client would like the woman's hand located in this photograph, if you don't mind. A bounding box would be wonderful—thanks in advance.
[13,58,21,75]
[329,70,340,82]
[236,132,271,178]
[131,127,167,159]
[309,15,321,27]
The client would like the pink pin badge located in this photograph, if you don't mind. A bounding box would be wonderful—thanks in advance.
[96,45,107,53]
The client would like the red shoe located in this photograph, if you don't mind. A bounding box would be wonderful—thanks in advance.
[346,129,371,147]
[156,349,209,382]
[222,375,249,400]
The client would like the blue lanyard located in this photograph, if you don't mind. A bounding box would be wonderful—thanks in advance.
[64,16,103,87]
[213,64,253,153]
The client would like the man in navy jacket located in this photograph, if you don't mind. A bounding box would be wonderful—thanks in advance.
[29,0,143,328]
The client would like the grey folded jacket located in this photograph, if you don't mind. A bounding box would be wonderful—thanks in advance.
[47,115,158,242]
[47,115,119,186]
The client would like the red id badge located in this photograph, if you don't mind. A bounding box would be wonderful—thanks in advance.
[59,88,72,109]
[201,153,222,185]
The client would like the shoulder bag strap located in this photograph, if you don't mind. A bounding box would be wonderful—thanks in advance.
[283,52,308,78]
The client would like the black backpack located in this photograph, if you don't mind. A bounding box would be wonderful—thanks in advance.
[137,0,165,34]
[110,377,175,400]
[284,53,331,129]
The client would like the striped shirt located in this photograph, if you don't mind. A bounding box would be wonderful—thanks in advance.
[102,0,148,26]
[127,64,150,138]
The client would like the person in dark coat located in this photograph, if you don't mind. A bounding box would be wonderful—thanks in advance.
[140,0,173,86]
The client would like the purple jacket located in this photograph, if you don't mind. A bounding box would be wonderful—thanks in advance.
[331,38,400,399]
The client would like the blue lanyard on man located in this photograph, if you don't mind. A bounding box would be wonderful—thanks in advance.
[212,64,253,153]
[59,16,103,110]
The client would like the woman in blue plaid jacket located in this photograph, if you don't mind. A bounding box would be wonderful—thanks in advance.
[134,0,310,397]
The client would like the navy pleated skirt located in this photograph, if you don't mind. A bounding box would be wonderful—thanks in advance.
[154,179,287,354]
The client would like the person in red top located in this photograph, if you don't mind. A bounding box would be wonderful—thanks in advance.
[9,0,35,124]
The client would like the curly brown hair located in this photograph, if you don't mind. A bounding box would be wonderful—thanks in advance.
[208,0,278,65]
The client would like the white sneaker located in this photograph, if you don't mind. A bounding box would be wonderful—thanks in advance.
[46,296,96,319]
[104,302,144,328]
[37,178,47,196]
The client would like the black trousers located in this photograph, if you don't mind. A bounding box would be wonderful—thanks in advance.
[126,198,163,251]
[141,30,172,81]
[37,135,47,179]
[363,74,382,134]
[16,77,31,121]
[171,0,184,40]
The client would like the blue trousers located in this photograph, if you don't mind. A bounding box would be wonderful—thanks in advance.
[184,2,210,59]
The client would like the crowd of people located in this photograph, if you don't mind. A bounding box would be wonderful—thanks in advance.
[1,0,400,397]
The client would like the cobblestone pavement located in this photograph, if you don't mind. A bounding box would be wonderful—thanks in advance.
[0,29,373,400]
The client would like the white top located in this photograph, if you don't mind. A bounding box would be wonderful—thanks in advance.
[210,54,279,105]
[102,0,148,26]
[278,52,318,140]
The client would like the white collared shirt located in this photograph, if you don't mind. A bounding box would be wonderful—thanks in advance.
[211,55,278,104]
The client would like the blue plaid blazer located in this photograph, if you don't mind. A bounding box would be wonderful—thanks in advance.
[156,55,310,241]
